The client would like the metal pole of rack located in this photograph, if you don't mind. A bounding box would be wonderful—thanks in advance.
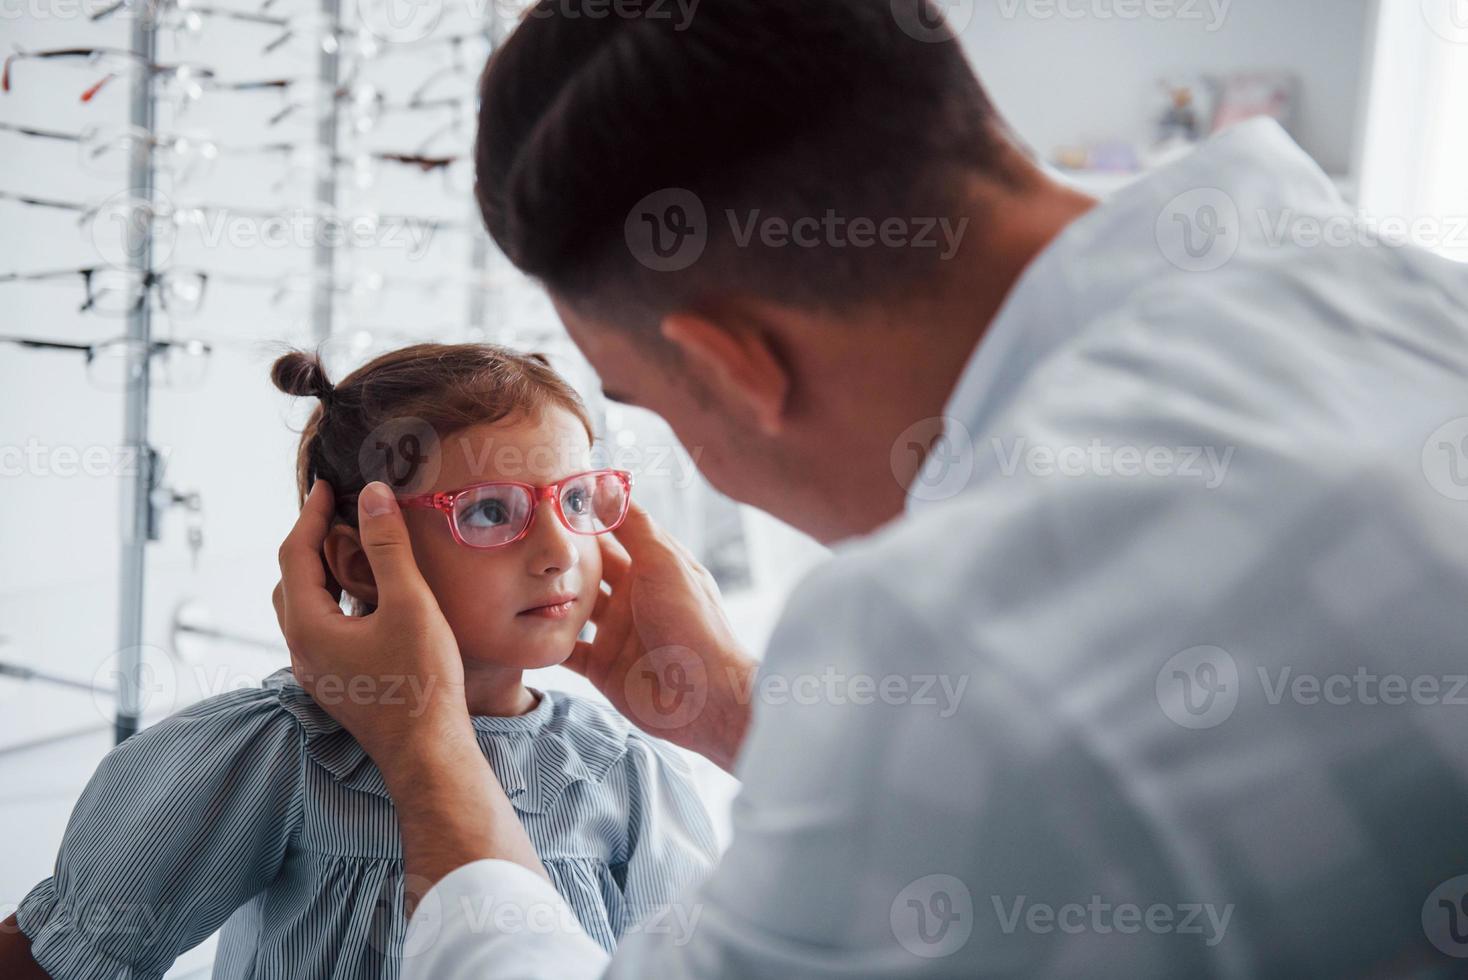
[114,6,160,744]
[312,0,342,342]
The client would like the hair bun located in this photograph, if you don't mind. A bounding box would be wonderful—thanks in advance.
[270,350,335,404]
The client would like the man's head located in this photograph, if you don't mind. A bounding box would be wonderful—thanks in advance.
[475,0,1087,542]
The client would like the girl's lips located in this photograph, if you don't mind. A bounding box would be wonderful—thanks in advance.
[518,596,577,619]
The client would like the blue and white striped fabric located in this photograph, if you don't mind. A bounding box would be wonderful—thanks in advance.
[16,668,718,980]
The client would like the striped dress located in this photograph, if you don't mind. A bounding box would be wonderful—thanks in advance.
[16,668,719,980]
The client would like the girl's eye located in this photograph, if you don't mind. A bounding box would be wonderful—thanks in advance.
[462,498,511,527]
[564,488,589,515]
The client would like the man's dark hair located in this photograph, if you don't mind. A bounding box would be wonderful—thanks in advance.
[475,0,1017,324]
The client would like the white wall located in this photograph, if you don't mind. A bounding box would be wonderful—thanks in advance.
[956,0,1374,176]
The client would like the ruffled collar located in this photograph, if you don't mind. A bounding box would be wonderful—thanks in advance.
[264,668,629,814]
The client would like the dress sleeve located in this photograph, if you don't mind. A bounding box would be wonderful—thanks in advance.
[15,686,305,980]
[616,732,720,932]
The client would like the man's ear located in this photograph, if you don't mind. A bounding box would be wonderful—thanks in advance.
[322,523,379,610]
[659,310,791,436]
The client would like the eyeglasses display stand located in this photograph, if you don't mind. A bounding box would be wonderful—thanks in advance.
[0,2,511,745]
[113,8,161,744]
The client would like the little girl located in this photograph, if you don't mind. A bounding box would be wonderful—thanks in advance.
[9,343,718,979]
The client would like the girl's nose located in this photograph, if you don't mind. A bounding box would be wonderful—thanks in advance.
[526,499,580,575]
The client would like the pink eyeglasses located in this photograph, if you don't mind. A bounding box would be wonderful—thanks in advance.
[394,469,633,550]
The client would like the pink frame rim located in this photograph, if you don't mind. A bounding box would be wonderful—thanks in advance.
[396,468,634,550]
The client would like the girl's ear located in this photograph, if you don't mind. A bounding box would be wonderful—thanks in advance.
[322,523,379,610]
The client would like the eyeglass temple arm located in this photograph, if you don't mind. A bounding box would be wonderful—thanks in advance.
[336,491,447,512]
[344,473,632,509]
[0,121,79,141]
[89,0,127,21]
[0,335,93,353]
[0,334,210,354]
[81,73,116,102]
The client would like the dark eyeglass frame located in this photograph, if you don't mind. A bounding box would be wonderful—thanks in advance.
[0,332,212,362]
[2,47,217,102]
[0,267,209,316]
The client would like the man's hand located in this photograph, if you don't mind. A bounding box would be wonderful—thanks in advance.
[566,502,757,773]
[274,481,547,889]
[273,481,474,774]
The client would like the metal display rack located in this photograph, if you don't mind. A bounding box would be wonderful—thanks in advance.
[2,1,505,744]
[114,6,161,743]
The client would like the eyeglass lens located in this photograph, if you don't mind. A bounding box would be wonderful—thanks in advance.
[450,472,629,549]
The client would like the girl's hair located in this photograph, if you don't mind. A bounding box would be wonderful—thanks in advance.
[270,343,594,526]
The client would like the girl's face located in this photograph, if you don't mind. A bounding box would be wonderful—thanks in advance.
[399,409,604,671]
